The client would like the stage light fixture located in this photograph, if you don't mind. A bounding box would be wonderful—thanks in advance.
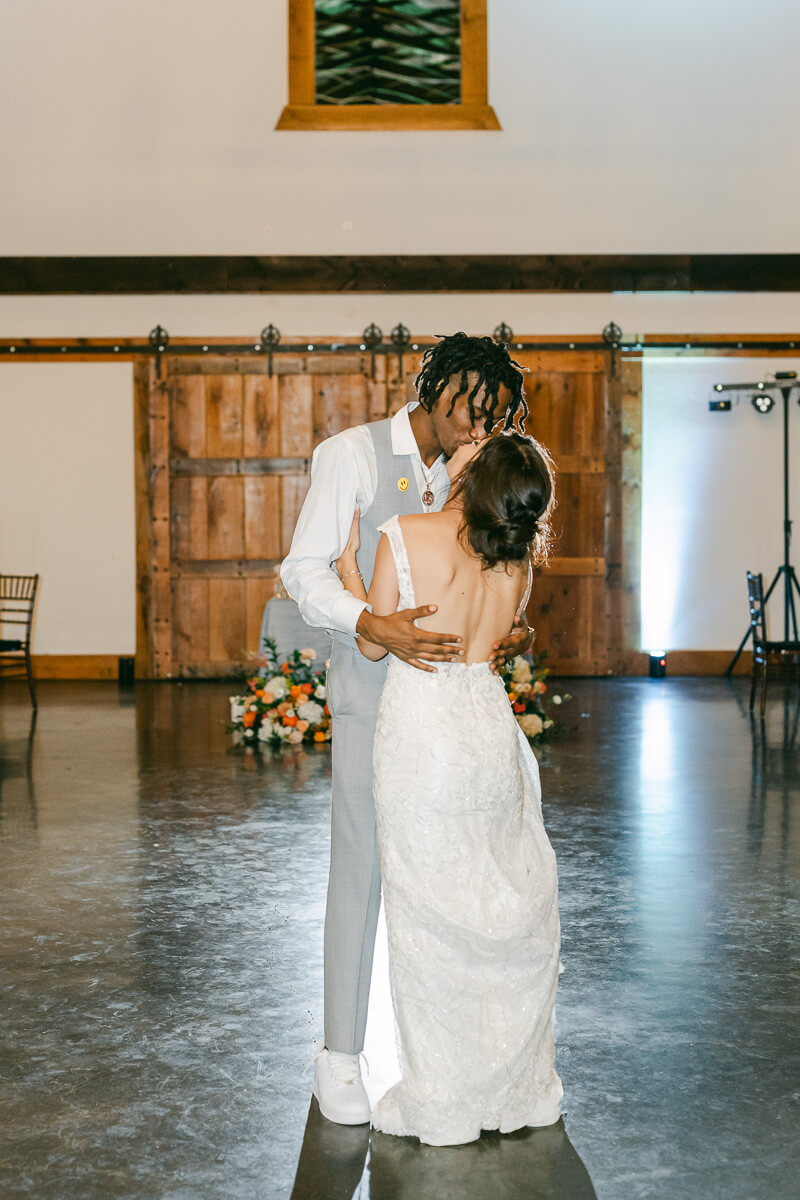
[751,392,775,414]
[649,651,667,679]
[709,398,731,411]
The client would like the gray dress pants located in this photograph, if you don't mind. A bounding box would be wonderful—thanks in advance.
[323,638,388,1054]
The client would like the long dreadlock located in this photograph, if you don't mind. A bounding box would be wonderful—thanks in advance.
[414,332,528,434]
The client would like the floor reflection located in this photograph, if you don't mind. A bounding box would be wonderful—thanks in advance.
[291,1098,596,1200]
[748,686,800,856]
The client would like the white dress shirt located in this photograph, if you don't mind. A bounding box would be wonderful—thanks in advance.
[280,401,450,637]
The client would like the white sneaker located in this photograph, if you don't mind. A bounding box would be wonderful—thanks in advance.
[312,1043,371,1125]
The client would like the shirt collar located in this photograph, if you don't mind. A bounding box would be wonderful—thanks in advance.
[391,400,445,467]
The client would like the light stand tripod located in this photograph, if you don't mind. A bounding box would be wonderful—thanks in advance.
[725,379,800,675]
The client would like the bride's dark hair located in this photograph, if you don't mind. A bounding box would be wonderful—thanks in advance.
[449,432,556,569]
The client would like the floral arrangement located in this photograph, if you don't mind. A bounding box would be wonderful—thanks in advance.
[228,638,331,749]
[229,640,570,751]
[500,654,571,743]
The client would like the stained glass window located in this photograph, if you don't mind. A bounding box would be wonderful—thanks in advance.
[314,0,461,106]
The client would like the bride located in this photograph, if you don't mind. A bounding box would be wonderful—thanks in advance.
[335,429,565,1147]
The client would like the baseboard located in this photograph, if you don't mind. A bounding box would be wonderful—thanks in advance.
[5,650,756,681]
[661,650,753,676]
[29,655,122,680]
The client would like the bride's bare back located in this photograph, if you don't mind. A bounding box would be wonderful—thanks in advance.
[397,510,530,665]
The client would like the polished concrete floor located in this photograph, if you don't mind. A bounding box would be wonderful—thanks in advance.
[0,677,798,1200]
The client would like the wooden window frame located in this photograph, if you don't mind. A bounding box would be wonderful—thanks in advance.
[276,0,500,130]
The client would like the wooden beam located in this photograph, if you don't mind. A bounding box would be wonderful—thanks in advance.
[4,254,800,294]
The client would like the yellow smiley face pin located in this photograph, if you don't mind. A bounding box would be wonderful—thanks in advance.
[397,477,410,492]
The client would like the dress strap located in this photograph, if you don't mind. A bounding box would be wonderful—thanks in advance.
[376,514,417,609]
[516,556,533,619]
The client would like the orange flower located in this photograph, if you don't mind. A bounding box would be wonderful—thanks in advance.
[301,682,314,695]
[324,704,330,715]
[296,720,309,733]
[508,691,517,703]
[314,731,326,742]
[255,689,265,699]
[289,684,302,699]
[242,711,256,728]
[281,662,291,675]
[283,715,298,727]
[263,692,274,704]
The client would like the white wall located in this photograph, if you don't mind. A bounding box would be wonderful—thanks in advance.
[2,0,799,255]
[641,357,800,651]
[0,364,136,655]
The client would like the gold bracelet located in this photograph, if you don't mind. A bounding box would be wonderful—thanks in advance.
[340,567,362,581]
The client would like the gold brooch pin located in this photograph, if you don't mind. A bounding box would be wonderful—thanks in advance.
[397,477,409,492]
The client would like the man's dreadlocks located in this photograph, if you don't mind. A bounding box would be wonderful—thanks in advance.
[414,332,528,434]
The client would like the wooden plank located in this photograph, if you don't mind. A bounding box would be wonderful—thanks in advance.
[460,0,489,106]
[603,365,624,674]
[8,254,800,294]
[27,655,121,680]
[170,375,206,457]
[170,476,209,561]
[281,475,311,556]
[313,374,369,444]
[208,579,247,663]
[246,577,277,658]
[276,103,501,131]
[205,374,243,456]
[541,557,605,577]
[279,375,314,456]
[551,455,604,475]
[207,477,244,559]
[288,0,315,105]
[148,360,173,679]
[169,354,369,375]
[173,559,281,578]
[170,456,310,476]
[244,476,281,559]
[133,358,154,678]
[243,373,280,455]
[620,359,643,673]
[172,579,209,671]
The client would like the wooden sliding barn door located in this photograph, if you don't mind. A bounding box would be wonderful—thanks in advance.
[513,349,632,676]
[135,344,638,679]
[135,351,388,679]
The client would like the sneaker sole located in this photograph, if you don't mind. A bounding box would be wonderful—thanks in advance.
[313,1082,371,1126]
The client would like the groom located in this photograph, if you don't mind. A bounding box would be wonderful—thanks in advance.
[280,333,532,1124]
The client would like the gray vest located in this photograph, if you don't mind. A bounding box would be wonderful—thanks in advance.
[328,416,450,651]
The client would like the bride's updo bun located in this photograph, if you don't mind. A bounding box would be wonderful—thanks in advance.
[450,432,555,569]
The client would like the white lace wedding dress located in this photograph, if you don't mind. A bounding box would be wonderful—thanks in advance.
[370,514,565,1146]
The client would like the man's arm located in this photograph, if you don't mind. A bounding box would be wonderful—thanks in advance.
[279,434,371,637]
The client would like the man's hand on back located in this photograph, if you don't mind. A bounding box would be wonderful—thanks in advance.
[356,606,463,674]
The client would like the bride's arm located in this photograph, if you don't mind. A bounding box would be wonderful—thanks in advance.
[336,515,399,661]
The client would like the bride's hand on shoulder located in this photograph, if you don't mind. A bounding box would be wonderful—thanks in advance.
[336,507,361,574]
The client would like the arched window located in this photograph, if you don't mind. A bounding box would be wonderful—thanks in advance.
[277,0,499,130]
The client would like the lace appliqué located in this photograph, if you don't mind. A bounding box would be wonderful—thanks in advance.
[376,514,417,610]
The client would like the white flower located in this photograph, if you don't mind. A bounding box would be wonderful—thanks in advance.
[288,729,304,744]
[544,719,554,729]
[552,694,562,705]
[314,684,327,700]
[263,675,287,699]
[257,720,274,742]
[244,728,255,739]
[274,723,291,739]
[297,699,324,724]
[512,658,533,685]
[300,648,316,662]
[230,699,245,720]
[518,712,543,739]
